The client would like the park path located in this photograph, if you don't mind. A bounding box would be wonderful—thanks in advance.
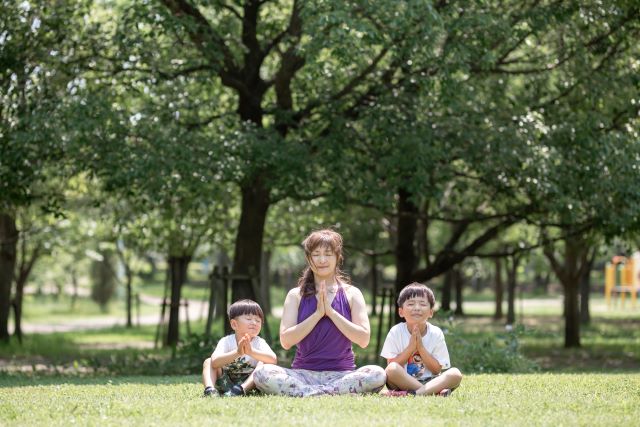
[9,294,209,334]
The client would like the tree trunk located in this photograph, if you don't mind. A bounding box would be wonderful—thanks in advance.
[564,275,581,347]
[12,243,40,343]
[125,265,133,328]
[580,250,595,325]
[231,179,270,304]
[506,255,520,325]
[454,269,464,316]
[165,255,191,347]
[70,267,78,309]
[562,239,589,348]
[115,244,134,328]
[545,236,590,348]
[12,277,24,343]
[394,188,418,322]
[493,257,504,319]
[0,213,18,343]
[441,269,453,312]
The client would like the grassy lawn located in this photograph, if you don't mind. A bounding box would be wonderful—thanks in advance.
[1,373,638,426]
[17,294,160,325]
[459,295,640,319]
[1,294,638,426]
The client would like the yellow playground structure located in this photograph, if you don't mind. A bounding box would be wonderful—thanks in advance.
[604,255,640,308]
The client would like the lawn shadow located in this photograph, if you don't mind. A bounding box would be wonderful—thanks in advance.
[0,374,196,388]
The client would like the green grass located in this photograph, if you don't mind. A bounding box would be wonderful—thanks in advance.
[18,294,159,324]
[137,280,290,311]
[456,295,640,318]
[0,374,638,426]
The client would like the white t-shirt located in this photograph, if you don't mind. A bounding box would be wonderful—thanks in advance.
[212,334,276,367]
[380,322,451,380]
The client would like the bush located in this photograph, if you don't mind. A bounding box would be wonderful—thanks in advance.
[444,319,539,373]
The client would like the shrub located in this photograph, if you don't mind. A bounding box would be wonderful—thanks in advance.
[444,319,539,373]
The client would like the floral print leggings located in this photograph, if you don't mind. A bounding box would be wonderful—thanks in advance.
[253,364,386,397]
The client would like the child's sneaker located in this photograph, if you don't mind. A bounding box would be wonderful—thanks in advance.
[203,386,218,397]
[382,390,416,397]
[437,388,452,397]
[223,384,245,397]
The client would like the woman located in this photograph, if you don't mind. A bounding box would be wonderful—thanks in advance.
[253,229,386,396]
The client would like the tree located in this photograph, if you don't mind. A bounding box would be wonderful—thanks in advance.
[77,0,446,307]
[10,205,62,341]
[537,15,640,346]
[317,1,640,327]
[0,1,89,342]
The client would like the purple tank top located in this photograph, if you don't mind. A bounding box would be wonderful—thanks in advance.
[291,287,356,371]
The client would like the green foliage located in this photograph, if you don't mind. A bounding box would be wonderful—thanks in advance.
[446,321,539,374]
[0,0,91,211]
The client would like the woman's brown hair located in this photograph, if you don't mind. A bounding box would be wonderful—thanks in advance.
[297,229,350,297]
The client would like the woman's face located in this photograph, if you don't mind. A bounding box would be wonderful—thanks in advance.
[307,244,338,279]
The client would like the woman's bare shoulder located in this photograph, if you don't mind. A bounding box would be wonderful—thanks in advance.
[286,287,302,301]
[343,284,364,299]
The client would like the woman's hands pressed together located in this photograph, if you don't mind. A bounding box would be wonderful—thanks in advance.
[316,280,336,319]
[315,280,327,318]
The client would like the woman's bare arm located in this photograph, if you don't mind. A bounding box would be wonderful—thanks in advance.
[279,288,323,350]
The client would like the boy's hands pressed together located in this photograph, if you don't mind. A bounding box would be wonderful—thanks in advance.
[243,333,253,356]
[412,325,423,350]
[237,334,252,357]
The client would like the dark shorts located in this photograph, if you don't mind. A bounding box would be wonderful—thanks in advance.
[214,359,259,395]
[388,368,451,390]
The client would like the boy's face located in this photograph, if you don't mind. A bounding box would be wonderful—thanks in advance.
[230,313,262,338]
[398,295,433,324]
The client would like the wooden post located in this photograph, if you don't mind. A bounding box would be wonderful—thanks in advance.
[370,254,378,316]
[155,269,170,348]
[205,266,218,338]
[183,299,191,336]
[154,298,167,349]
[386,287,395,337]
[374,286,388,359]
[135,293,141,327]
[222,266,231,334]
[260,251,272,316]
[249,267,272,345]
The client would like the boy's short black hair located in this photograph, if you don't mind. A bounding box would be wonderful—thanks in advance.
[397,282,436,308]
[227,299,264,322]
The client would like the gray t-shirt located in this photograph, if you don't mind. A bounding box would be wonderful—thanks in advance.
[380,322,450,380]
[212,334,275,367]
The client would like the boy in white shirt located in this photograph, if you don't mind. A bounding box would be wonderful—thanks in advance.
[202,299,277,397]
[380,283,463,396]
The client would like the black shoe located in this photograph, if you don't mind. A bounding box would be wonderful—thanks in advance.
[203,386,218,397]
[223,385,245,397]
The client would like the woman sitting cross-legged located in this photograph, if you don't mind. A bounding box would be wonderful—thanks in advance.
[253,229,386,397]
